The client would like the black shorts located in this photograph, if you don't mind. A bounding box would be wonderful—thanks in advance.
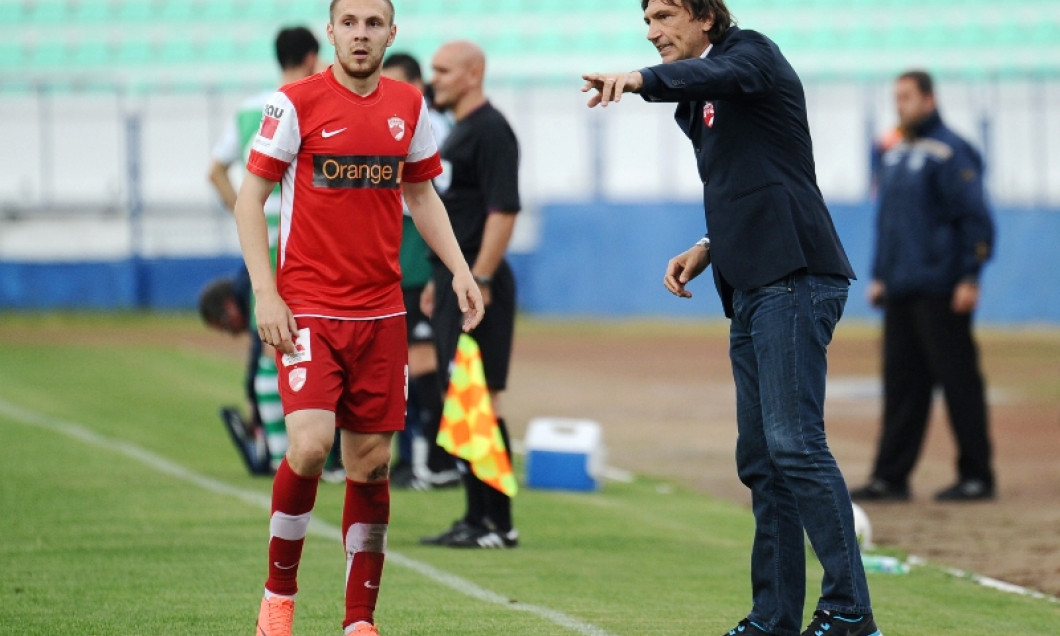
[402,286,434,345]
[432,259,515,392]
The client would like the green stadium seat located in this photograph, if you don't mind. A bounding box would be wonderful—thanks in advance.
[116,39,154,64]
[531,0,574,13]
[73,0,111,23]
[25,0,67,24]
[844,24,877,50]
[479,29,526,56]
[157,1,195,22]
[157,37,197,64]
[569,28,609,55]
[265,0,301,21]
[0,1,23,24]
[483,0,533,16]
[69,40,111,67]
[200,1,239,21]
[2,0,1057,90]
[0,41,26,70]
[803,25,839,52]
[115,0,155,22]
[1027,20,1058,46]
[242,37,273,63]
[201,38,239,63]
[28,41,69,68]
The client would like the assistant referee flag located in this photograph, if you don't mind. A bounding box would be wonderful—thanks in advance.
[437,334,518,497]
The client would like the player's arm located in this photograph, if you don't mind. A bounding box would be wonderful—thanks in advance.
[207,159,238,211]
[470,119,521,305]
[207,120,241,211]
[471,213,517,306]
[403,179,484,332]
[233,172,297,354]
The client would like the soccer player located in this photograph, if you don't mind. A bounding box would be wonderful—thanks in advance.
[207,26,321,472]
[418,40,521,549]
[582,1,880,635]
[232,1,483,635]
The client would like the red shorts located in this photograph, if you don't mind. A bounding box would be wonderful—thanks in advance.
[276,315,408,434]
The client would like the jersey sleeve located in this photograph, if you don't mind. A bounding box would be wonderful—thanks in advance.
[246,91,300,183]
[402,97,443,183]
[210,119,240,165]
[477,116,521,214]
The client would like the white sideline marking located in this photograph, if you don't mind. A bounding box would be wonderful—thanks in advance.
[905,556,1058,604]
[0,397,619,636]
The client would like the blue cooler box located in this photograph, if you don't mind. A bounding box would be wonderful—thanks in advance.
[524,418,604,492]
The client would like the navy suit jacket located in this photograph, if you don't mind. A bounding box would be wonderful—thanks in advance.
[639,27,855,316]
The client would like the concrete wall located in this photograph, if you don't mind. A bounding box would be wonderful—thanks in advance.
[510,201,1060,324]
[3,202,1058,325]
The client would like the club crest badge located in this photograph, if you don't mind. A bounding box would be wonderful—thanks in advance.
[388,116,405,141]
[289,367,307,392]
[703,103,716,129]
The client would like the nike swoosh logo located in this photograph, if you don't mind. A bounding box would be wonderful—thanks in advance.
[364,580,380,590]
[273,561,298,570]
[322,128,347,138]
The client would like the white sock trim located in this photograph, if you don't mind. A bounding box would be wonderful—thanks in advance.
[270,510,312,541]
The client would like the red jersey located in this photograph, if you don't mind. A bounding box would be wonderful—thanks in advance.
[247,69,442,320]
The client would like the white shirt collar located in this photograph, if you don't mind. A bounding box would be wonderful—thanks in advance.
[700,44,713,59]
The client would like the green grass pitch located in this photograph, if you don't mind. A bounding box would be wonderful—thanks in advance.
[0,313,1056,635]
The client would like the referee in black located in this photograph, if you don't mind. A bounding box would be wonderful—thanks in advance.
[419,40,521,549]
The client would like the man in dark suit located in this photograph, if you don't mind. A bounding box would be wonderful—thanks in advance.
[582,2,880,635]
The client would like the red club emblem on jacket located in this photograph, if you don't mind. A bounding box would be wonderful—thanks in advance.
[703,103,715,129]
[388,116,406,141]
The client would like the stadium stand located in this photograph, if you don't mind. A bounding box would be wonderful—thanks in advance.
[1,0,1058,92]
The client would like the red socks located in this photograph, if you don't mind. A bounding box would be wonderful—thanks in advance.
[342,479,390,628]
[265,458,320,597]
[262,460,389,630]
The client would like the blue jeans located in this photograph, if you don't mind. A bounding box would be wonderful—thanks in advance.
[730,271,871,636]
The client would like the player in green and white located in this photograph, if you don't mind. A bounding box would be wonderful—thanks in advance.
[207,26,321,471]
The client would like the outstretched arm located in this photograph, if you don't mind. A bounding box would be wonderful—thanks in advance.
[581,71,644,108]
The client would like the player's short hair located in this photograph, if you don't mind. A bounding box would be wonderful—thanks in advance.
[641,0,735,43]
[274,26,320,70]
[330,0,395,26]
[897,69,935,97]
[198,278,236,326]
[382,52,422,82]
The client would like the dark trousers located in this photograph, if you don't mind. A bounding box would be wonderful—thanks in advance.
[872,296,994,488]
[431,260,516,532]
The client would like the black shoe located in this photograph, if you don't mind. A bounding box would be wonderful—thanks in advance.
[935,479,994,501]
[849,479,909,502]
[722,618,771,635]
[801,610,881,636]
[446,526,519,549]
[419,520,479,546]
